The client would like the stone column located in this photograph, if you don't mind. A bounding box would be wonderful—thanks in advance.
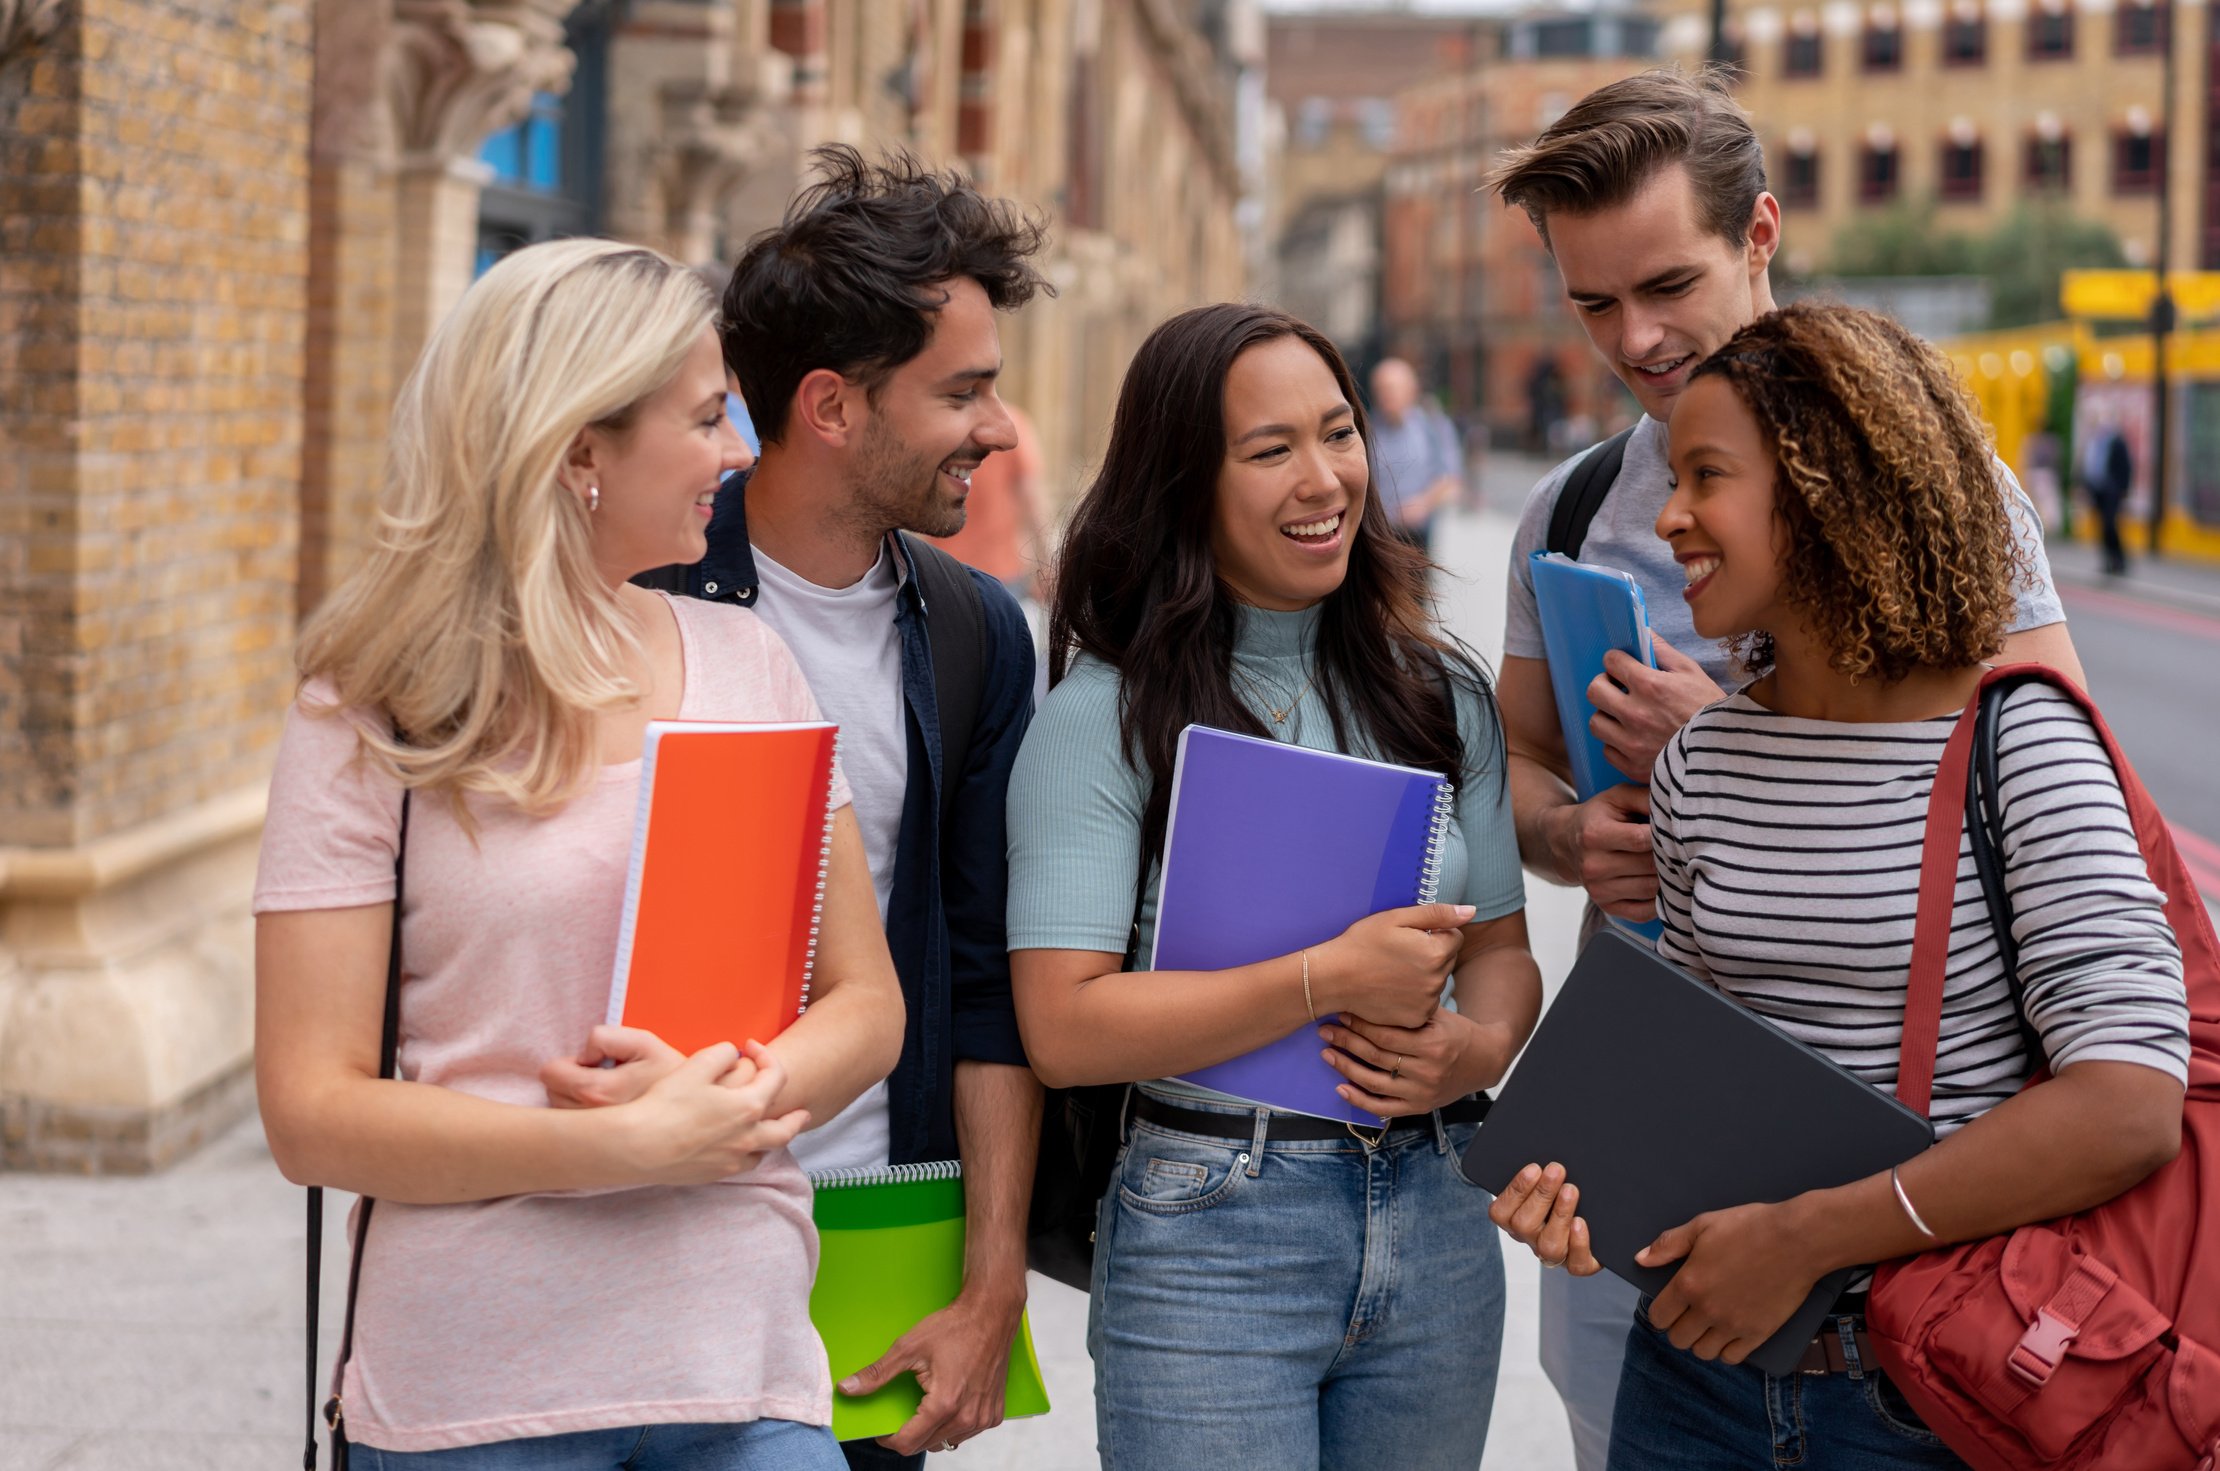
[0,0,313,1170]
[383,0,578,384]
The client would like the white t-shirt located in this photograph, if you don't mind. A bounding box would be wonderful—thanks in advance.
[751,543,909,1173]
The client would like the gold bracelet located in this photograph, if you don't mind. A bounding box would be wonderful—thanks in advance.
[1891,1165,1939,1241]
[1301,949,1318,1022]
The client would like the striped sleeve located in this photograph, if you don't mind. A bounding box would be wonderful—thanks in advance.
[1650,722,1707,978]
[1991,686,2189,1083]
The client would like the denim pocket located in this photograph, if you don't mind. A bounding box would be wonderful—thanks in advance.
[1863,1371,1947,1447]
[1116,1127,1248,1216]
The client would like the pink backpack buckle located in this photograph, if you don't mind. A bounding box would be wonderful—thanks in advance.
[2008,1308,2081,1388]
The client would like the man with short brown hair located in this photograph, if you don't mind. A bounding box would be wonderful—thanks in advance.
[1486,65,2083,1470]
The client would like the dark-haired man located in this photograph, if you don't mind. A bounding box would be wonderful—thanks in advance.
[688,146,1046,1470]
[1483,67,2083,1470]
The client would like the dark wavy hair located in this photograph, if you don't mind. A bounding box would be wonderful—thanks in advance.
[721,145,1051,443]
[1049,303,1498,868]
[1688,302,2029,681]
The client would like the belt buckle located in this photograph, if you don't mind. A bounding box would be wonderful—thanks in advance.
[1344,1116,1391,1149]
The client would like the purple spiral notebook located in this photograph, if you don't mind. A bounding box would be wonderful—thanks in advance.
[1154,726,1458,1124]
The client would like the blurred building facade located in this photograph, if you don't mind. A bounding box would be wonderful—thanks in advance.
[0,0,1249,1172]
[1381,10,1656,448]
[1264,11,1477,366]
[1655,0,2206,278]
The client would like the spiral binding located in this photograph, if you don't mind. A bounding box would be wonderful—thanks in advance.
[1415,778,1456,904]
[797,730,841,1017]
[808,1157,965,1190]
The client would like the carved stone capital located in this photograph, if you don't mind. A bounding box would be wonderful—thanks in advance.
[0,0,65,61]
[383,0,580,169]
[656,76,784,261]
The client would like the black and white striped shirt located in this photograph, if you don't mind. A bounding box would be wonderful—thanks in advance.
[1651,683,2189,1138]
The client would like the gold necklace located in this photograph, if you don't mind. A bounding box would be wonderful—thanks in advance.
[1240,663,1318,725]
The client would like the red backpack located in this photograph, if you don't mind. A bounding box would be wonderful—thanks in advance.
[1867,664,2220,1471]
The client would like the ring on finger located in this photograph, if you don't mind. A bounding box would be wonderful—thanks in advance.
[934,1441,958,1454]
[1390,1053,1404,1079]
[1541,1253,1568,1269]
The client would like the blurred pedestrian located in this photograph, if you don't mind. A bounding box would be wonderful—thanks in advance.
[2079,408,2133,575]
[1368,357,1464,555]
[1007,303,1541,1471]
[1483,66,2086,1470]
[1492,301,2187,1471]
[255,238,904,1468]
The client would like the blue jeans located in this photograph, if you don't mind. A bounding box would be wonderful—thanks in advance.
[351,1419,844,1470]
[1608,1301,1970,1470]
[1089,1096,1506,1471]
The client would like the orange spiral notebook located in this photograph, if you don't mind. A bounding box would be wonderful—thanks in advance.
[605,720,841,1055]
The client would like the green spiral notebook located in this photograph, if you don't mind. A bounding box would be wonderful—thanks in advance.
[809,1160,1053,1442]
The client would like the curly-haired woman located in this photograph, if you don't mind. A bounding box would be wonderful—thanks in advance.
[1005,304,1541,1469]
[1489,302,2190,1469]
[254,239,904,1468]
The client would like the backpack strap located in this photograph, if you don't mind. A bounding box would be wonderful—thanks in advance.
[1545,425,1637,559]
[304,788,409,1469]
[905,538,990,822]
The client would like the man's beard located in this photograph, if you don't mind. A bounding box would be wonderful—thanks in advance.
[848,416,967,540]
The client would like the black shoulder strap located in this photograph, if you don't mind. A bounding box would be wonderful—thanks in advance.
[1546,425,1638,559]
[907,539,990,821]
[1967,674,2049,1071]
[304,788,409,1469]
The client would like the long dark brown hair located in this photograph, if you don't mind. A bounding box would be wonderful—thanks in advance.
[1049,303,1497,869]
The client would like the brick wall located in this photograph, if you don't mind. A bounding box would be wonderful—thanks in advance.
[0,0,311,848]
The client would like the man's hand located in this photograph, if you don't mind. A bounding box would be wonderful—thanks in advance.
[1588,631,1724,782]
[841,1287,1027,1456]
[1638,1200,1831,1364]
[1542,783,1658,921]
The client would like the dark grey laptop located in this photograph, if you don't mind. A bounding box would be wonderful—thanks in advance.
[1460,928,1936,1376]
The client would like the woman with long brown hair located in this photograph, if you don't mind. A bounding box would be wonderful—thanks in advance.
[1005,303,1541,1468]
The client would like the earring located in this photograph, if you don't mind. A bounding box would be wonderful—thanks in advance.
[586,484,600,513]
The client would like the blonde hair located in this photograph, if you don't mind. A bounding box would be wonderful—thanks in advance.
[298,238,716,814]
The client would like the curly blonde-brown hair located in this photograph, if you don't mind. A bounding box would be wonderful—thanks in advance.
[1688,301,2030,683]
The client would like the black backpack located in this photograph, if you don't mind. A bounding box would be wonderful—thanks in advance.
[1547,425,1638,559]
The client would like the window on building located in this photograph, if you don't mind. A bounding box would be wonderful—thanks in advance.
[1863,21,1904,70]
[1859,143,1900,202]
[1939,137,1985,200]
[2113,130,2166,193]
[1943,11,1987,64]
[1533,17,1594,56]
[2024,133,2074,190]
[1782,149,1821,208]
[1358,98,1397,151]
[2115,0,2165,55]
[474,7,609,273]
[1295,98,1333,148]
[2027,4,2074,60]
[1784,30,1824,77]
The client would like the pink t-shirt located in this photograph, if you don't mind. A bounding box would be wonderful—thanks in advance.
[254,594,854,1453]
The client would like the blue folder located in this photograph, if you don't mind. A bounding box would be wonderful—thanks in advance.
[1154,726,1458,1123]
[1531,551,1663,944]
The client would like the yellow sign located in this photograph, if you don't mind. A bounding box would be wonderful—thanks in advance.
[2060,270,2220,320]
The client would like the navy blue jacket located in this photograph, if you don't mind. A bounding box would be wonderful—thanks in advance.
[679,477,1034,1166]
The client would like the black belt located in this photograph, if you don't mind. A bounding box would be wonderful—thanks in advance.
[1795,1321,1876,1377]
[1130,1090,1490,1144]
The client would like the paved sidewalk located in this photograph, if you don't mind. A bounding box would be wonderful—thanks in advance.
[0,502,1586,1471]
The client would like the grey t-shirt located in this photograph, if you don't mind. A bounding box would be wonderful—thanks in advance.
[1503,415,2068,689]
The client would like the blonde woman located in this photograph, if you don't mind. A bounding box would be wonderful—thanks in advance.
[255,239,904,1470]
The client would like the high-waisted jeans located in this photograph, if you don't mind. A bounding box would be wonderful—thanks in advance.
[1088,1092,1506,1471]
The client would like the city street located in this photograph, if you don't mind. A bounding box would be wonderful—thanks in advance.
[2,462,2216,1470]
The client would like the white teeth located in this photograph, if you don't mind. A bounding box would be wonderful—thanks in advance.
[1637,357,1689,377]
[944,464,974,484]
[1683,555,1720,584]
[1282,513,1343,538]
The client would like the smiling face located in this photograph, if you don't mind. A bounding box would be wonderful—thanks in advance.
[1547,164,1779,422]
[843,275,1017,539]
[1659,373,1791,641]
[1209,335,1370,611]
[580,326,754,583]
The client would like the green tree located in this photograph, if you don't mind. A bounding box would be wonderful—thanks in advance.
[1824,199,2127,329]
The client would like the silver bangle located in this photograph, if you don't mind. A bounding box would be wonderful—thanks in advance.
[1891,1165,1939,1241]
